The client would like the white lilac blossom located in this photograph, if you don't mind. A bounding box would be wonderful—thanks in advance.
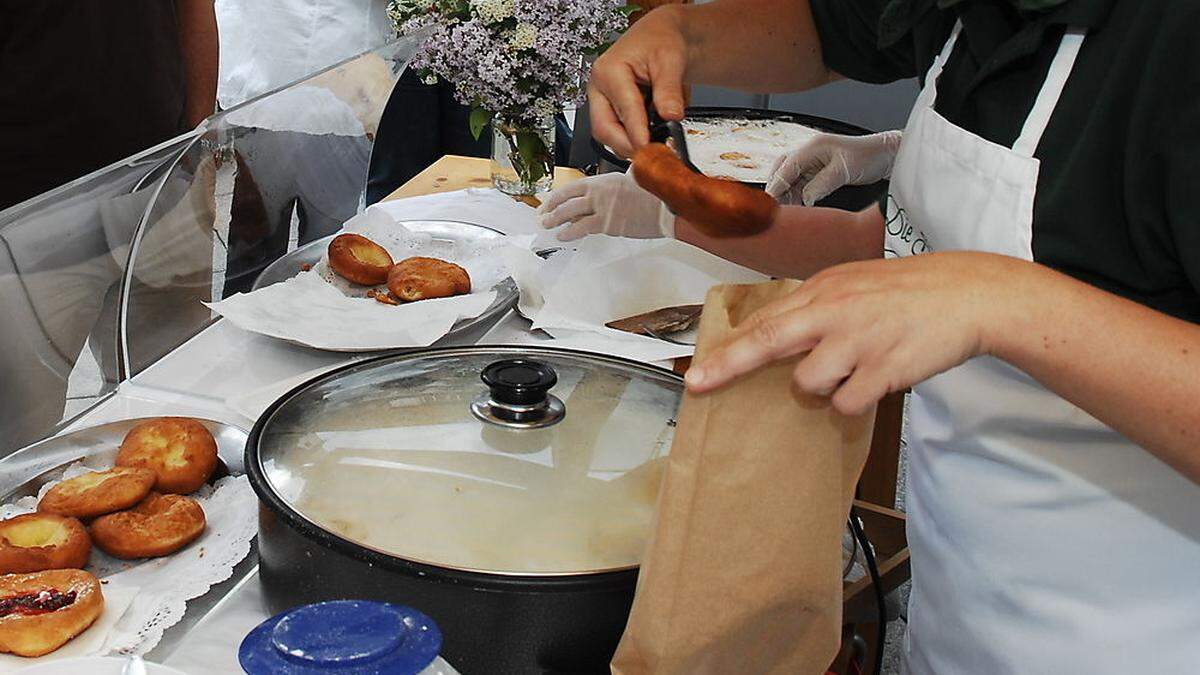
[508,23,537,51]
[471,0,514,25]
[390,0,630,128]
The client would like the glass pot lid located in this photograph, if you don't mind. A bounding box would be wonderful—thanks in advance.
[254,346,682,576]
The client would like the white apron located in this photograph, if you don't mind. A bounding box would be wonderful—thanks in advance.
[216,0,393,109]
[887,22,1200,674]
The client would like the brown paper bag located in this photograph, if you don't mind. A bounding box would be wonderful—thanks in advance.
[612,280,876,675]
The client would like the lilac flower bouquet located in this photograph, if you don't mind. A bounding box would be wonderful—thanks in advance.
[390,0,633,193]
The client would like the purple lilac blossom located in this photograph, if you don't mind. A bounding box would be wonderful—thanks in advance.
[390,0,629,127]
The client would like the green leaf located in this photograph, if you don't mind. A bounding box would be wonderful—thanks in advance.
[619,4,641,16]
[514,131,551,185]
[469,108,493,141]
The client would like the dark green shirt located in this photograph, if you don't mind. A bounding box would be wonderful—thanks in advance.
[810,0,1200,323]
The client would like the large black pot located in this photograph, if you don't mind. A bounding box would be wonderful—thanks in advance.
[246,346,684,674]
[592,106,885,212]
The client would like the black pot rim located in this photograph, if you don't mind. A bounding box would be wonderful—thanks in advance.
[591,105,877,189]
[246,344,683,592]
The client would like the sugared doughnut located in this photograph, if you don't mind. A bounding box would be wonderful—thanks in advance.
[115,417,218,494]
[38,467,156,519]
[632,142,778,237]
[0,514,91,574]
[387,257,471,302]
[0,569,104,657]
[327,233,394,285]
[89,493,206,560]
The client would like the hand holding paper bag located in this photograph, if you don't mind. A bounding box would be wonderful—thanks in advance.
[612,280,875,675]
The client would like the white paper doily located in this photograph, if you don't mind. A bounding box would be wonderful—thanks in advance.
[1,468,258,656]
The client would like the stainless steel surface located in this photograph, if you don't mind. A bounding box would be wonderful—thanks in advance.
[0,417,249,502]
[249,221,522,350]
[471,391,567,429]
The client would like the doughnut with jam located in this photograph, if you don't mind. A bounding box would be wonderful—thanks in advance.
[0,569,104,657]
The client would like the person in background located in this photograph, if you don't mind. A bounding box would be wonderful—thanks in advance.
[215,0,391,108]
[0,0,218,211]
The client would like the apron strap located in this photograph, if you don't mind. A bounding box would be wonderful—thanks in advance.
[1012,27,1087,157]
[908,20,962,114]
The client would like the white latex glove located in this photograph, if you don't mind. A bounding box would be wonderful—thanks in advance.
[537,170,674,241]
[765,130,903,206]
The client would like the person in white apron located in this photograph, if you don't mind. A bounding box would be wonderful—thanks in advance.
[680,19,1200,674]
[215,0,392,109]
[559,0,1200,669]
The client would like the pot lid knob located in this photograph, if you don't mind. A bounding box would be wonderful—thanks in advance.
[472,359,565,429]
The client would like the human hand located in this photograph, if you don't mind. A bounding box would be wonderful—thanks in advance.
[684,252,1034,415]
[765,131,902,206]
[538,171,674,240]
[588,6,689,158]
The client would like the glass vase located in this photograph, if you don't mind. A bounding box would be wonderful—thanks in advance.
[491,115,555,196]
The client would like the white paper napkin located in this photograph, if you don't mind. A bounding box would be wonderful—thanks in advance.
[369,188,543,236]
[506,236,768,356]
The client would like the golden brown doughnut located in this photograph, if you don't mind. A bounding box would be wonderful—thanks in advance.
[632,142,779,237]
[0,569,104,657]
[38,467,156,519]
[0,514,91,574]
[115,417,219,494]
[89,493,206,560]
[387,257,471,302]
[327,233,394,285]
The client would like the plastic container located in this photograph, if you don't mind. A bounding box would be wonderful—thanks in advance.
[238,600,459,674]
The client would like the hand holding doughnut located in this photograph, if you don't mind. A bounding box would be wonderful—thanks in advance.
[632,143,778,237]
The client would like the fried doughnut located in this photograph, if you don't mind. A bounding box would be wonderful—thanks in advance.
[0,514,91,574]
[0,569,104,657]
[327,233,394,285]
[38,467,156,519]
[116,417,218,494]
[90,493,206,560]
[387,257,471,302]
[632,143,778,237]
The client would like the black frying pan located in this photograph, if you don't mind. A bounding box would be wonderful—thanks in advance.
[591,106,886,211]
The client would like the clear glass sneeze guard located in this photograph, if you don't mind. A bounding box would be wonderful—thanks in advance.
[0,33,429,459]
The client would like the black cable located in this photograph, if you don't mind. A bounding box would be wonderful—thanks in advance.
[849,511,886,675]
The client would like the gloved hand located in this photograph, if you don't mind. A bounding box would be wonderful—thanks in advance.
[765,130,903,206]
[537,170,674,241]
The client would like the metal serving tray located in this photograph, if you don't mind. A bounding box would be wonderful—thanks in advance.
[250,220,519,349]
[0,417,249,502]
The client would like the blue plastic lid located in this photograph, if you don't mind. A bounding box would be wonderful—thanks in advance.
[239,600,442,674]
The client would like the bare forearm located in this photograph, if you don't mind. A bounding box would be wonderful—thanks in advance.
[672,0,838,93]
[674,204,882,278]
[989,263,1200,482]
[177,0,219,128]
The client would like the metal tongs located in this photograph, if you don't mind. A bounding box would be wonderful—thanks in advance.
[647,106,705,176]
